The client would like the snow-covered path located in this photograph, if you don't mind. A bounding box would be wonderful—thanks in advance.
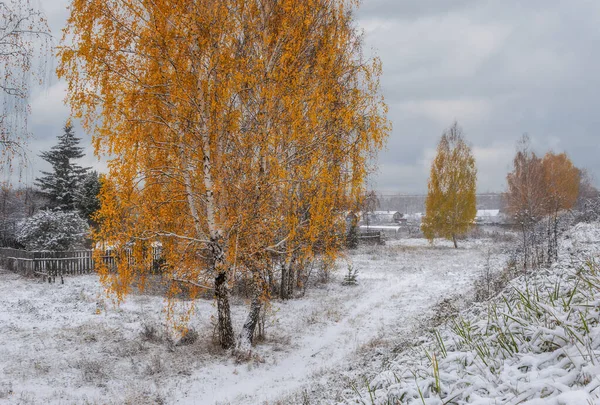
[178,239,506,404]
[0,237,508,404]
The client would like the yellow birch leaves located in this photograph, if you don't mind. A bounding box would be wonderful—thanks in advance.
[58,0,389,310]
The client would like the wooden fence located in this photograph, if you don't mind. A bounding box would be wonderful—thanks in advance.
[358,230,385,245]
[0,248,95,283]
[0,247,162,283]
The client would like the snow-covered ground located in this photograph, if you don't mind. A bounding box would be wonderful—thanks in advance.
[344,222,600,405]
[0,236,511,404]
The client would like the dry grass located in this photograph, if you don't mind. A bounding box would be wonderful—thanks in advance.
[0,382,13,399]
[75,359,109,385]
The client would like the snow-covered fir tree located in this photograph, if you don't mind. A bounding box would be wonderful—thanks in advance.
[35,121,90,211]
[75,171,101,225]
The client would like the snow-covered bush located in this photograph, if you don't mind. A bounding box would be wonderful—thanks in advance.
[574,196,600,223]
[17,210,89,251]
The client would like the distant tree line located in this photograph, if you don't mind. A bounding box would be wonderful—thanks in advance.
[408,123,597,253]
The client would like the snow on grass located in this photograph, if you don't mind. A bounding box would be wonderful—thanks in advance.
[0,235,510,404]
[343,221,600,405]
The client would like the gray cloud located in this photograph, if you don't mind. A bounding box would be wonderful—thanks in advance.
[20,1,600,196]
[358,0,479,20]
[359,0,600,193]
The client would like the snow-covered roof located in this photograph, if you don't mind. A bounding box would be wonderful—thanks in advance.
[476,209,500,218]
[371,210,400,215]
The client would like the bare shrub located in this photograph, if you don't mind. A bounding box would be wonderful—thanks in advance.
[144,354,164,376]
[0,382,13,399]
[358,332,390,356]
[324,306,343,323]
[114,340,148,357]
[488,229,517,243]
[407,224,424,238]
[140,323,162,343]
[131,275,170,297]
[473,249,520,302]
[123,390,166,405]
[177,328,199,346]
[17,299,38,315]
[429,298,460,326]
[317,260,332,284]
[303,309,321,325]
[466,226,484,239]
[234,349,265,365]
[268,333,292,352]
[76,359,108,385]
[33,360,50,375]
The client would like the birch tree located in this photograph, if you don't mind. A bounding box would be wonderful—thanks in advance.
[505,135,547,268]
[422,122,477,248]
[0,0,51,168]
[59,0,389,350]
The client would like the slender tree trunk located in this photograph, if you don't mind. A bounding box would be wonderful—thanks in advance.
[280,261,288,300]
[452,234,458,249]
[287,263,295,297]
[215,271,235,349]
[521,224,528,270]
[280,255,293,300]
[238,289,262,351]
[553,214,559,262]
[268,263,275,296]
[197,131,235,350]
[547,217,553,265]
[531,226,536,266]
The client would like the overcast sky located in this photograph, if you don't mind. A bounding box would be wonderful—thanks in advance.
[25,0,600,194]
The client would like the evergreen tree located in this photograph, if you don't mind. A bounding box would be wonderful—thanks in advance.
[76,171,102,225]
[422,122,477,248]
[35,121,90,210]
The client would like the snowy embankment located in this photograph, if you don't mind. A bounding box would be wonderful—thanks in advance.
[0,235,509,405]
[344,222,600,405]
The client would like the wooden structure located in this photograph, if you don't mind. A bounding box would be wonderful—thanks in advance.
[358,230,385,245]
[0,247,162,283]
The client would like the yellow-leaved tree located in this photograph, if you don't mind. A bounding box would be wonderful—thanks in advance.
[422,122,477,248]
[58,0,389,350]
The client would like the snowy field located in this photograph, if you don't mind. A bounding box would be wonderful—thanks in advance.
[345,222,600,405]
[0,235,512,404]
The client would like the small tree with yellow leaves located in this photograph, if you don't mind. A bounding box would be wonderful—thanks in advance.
[422,122,477,248]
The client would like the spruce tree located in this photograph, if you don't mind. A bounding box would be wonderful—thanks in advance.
[35,121,90,210]
[76,171,101,224]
